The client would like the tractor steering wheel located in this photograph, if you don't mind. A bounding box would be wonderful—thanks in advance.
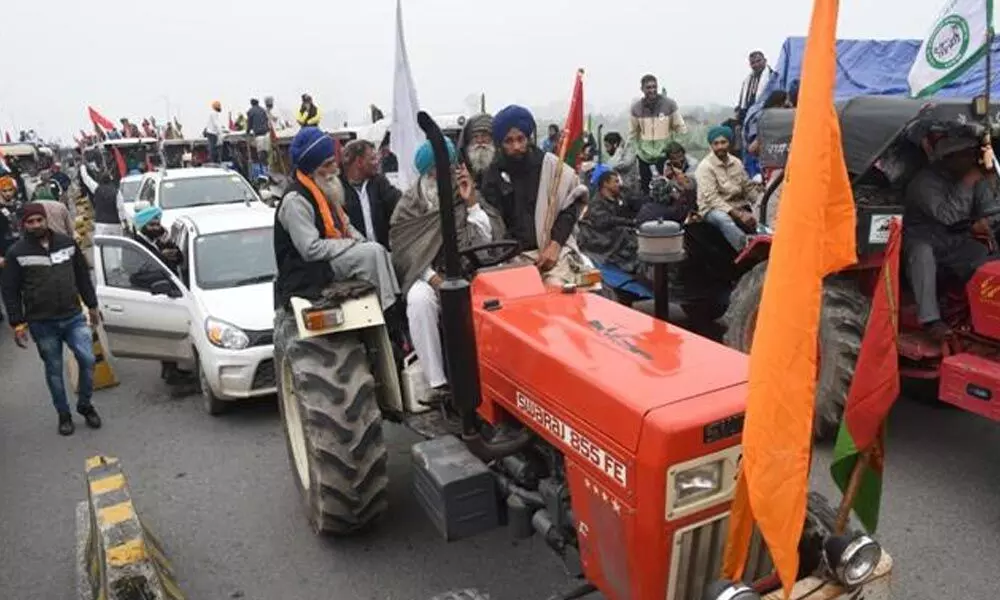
[460,240,522,271]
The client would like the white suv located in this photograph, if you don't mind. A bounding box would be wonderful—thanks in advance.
[125,167,262,232]
[92,203,277,414]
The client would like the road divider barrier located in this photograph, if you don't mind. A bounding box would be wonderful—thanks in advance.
[76,455,183,600]
[67,314,119,393]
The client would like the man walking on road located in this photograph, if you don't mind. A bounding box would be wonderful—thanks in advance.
[1,203,103,436]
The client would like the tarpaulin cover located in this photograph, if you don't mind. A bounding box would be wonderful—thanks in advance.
[772,37,1000,100]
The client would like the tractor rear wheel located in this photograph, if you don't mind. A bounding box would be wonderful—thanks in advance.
[723,261,870,439]
[274,312,389,535]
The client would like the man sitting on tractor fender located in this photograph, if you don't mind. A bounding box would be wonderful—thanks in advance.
[389,138,505,397]
[480,105,593,286]
[273,127,401,316]
[694,125,763,251]
[904,135,998,340]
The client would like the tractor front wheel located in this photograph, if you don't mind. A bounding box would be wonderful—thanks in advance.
[274,312,389,535]
[723,261,870,439]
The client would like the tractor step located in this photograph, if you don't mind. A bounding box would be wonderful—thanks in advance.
[939,353,1000,422]
[405,407,463,439]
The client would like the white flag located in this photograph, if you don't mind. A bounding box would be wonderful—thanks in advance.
[909,0,994,97]
[390,0,424,191]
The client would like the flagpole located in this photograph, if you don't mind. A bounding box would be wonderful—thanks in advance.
[834,447,872,534]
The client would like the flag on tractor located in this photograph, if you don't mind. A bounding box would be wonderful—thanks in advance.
[830,218,902,533]
[909,0,994,97]
[721,0,858,595]
[88,106,116,132]
[390,0,424,190]
[111,146,128,179]
[557,68,585,170]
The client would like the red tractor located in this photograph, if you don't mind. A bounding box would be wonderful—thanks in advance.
[724,95,1000,434]
[272,113,892,599]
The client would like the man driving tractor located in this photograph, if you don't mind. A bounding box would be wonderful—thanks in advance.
[904,133,999,341]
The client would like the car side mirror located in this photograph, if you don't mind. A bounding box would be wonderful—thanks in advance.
[150,279,182,298]
[134,200,151,211]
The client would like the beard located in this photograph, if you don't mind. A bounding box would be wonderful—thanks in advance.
[466,144,495,175]
[419,174,440,211]
[314,173,345,208]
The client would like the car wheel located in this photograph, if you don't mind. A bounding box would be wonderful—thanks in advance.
[198,360,227,416]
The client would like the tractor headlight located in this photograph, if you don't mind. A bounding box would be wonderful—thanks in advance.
[206,317,250,350]
[666,445,741,520]
[824,534,882,588]
[674,462,723,506]
[702,580,761,600]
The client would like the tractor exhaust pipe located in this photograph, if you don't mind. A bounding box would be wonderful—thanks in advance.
[417,111,482,438]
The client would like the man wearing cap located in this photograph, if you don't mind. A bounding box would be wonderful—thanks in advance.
[695,125,761,251]
[481,105,592,286]
[389,138,504,395]
[1,203,103,435]
[296,94,322,127]
[458,113,497,188]
[274,127,400,318]
[904,135,1000,340]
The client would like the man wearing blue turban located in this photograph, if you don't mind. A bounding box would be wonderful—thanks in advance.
[693,125,762,251]
[388,138,504,395]
[273,126,400,315]
[480,105,596,286]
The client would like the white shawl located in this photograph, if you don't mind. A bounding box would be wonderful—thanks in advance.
[534,152,589,251]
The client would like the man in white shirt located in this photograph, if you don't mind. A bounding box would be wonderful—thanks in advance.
[205,100,226,163]
[339,140,401,249]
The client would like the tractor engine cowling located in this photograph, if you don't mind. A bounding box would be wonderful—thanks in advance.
[967,261,1000,339]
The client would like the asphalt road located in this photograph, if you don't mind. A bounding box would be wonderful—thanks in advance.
[1,319,999,600]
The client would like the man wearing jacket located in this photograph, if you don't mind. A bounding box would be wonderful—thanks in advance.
[629,74,688,193]
[80,164,126,236]
[1,203,103,435]
[339,139,402,248]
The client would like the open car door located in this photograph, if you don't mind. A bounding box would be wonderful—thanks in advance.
[91,235,194,362]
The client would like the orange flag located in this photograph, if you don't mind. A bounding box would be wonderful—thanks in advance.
[721,0,857,596]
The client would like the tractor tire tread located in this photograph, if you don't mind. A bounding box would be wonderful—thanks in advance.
[274,311,389,536]
[722,262,870,439]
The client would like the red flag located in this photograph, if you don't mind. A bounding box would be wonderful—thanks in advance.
[88,106,116,131]
[112,146,128,178]
[228,112,235,131]
[4,131,10,143]
[841,218,902,448]
[556,68,585,170]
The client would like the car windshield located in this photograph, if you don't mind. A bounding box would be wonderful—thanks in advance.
[194,227,276,290]
[120,180,141,203]
[159,174,256,210]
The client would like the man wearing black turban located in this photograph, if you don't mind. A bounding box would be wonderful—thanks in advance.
[481,105,594,285]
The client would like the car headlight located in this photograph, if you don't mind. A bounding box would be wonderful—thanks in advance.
[824,534,882,588]
[674,462,723,507]
[205,317,249,350]
[702,580,760,600]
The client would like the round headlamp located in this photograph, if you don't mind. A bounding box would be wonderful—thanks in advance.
[824,534,882,588]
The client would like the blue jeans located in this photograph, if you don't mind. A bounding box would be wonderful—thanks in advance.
[705,208,748,252]
[27,312,95,415]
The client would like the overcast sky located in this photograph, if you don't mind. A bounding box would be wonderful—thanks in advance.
[0,0,959,142]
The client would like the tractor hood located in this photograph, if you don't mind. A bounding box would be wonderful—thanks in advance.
[473,274,749,453]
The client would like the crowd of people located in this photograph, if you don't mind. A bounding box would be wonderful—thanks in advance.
[0,51,815,434]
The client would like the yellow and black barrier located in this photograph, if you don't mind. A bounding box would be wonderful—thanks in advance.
[77,456,184,600]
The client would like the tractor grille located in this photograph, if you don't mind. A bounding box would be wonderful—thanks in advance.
[667,512,772,600]
[251,359,276,390]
